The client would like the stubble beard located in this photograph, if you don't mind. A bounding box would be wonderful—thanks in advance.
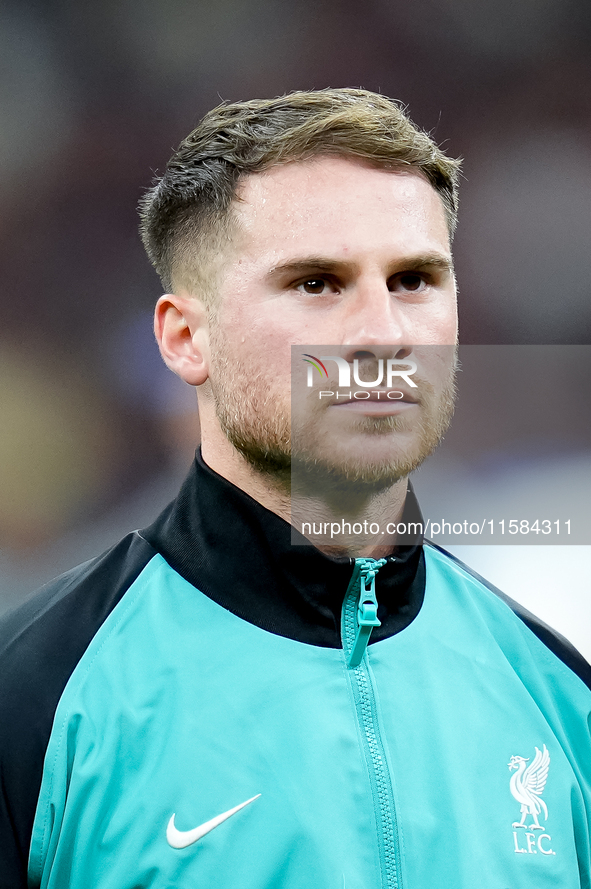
[208,329,292,478]
[293,376,456,492]
[209,332,457,492]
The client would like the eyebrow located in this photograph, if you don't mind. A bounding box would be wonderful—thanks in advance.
[266,253,455,280]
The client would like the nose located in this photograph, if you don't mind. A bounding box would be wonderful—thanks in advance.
[340,281,412,363]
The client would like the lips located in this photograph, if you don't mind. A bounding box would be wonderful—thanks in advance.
[330,389,419,406]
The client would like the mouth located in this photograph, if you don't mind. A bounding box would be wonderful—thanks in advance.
[328,389,419,415]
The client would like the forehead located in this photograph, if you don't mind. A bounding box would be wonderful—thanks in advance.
[231,156,451,261]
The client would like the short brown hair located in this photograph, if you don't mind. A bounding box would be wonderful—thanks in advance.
[139,88,461,294]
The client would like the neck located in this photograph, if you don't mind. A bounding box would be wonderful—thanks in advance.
[289,466,407,558]
[200,433,408,560]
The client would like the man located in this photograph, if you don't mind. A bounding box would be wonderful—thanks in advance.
[0,89,589,888]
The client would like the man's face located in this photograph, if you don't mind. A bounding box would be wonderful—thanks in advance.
[205,156,458,484]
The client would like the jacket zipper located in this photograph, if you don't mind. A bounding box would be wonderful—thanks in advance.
[341,558,401,889]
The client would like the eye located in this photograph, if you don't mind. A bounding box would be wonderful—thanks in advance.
[296,278,331,295]
[389,272,429,294]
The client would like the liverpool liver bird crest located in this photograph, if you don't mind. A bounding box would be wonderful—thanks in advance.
[508,745,550,830]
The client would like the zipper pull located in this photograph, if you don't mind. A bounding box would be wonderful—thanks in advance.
[347,558,387,669]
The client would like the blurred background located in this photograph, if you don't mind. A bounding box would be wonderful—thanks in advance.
[1,0,590,657]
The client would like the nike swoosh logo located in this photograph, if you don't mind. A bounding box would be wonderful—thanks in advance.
[166,794,261,849]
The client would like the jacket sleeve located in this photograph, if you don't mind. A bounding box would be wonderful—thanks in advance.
[0,533,156,886]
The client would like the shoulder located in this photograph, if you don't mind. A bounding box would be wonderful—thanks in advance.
[0,531,157,886]
[424,542,591,693]
[0,531,157,693]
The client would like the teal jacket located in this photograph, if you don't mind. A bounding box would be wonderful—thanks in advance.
[1,454,590,888]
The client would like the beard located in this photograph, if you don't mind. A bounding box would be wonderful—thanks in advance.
[208,330,457,491]
[293,376,456,491]
[208,327,292,477]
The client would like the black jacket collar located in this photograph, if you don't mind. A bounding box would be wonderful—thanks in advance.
[142,450,425,648]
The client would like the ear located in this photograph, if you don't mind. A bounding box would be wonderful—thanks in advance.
[154,294,210,386]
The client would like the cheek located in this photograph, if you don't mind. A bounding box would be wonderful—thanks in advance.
[232,311,299,363]
[441,314,459,344]
[424,296,458,344]
[224,320,294,391]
